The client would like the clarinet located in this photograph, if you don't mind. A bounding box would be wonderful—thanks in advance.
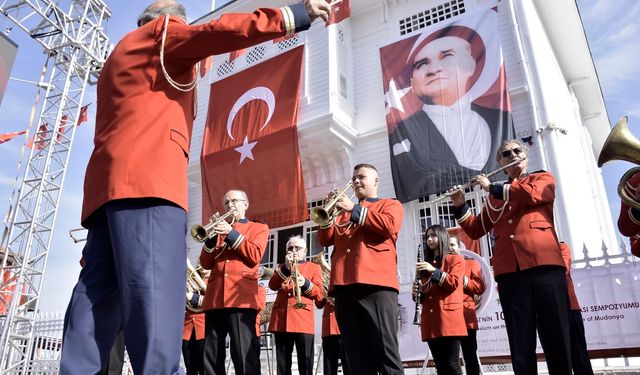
[413,244,423,326]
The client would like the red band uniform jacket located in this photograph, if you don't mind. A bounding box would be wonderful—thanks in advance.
[268,261,323,335]
[454,171,565,278]
[81,5,311,225]
[200,219,269,311]
[462,258,485,330]
[317,198,404,293]
[559,242,580,311]
[315,299,340,337]
[183,310,205,341]
[617,171,640,257]
[417,253,467,341]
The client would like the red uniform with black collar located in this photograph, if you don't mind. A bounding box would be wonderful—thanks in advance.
[200,219,269,311]
[268,261,323,334]
[317,197,404,292]
[455,171,564,277]
[418,253,467,341]
[617,171,640,257]
[462,258,485,329]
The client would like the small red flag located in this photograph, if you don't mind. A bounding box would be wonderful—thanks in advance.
[326,0,350,25]
[229,48,246,64]
[27,123,49,150]
[56,115,68,143]
[200,56,213,78]
[0,130,26,144]
[77,105,89,126]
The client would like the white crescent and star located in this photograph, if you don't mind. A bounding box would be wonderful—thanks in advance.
[226,86,276,164]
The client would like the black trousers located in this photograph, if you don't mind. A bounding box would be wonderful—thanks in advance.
[182,329,205,375]
[322,335,350,375]
[100,330,125,375]
[204,308,259,375]
[427,336,462,375]
[497,266,571,375]
[460,329,481,375]
[569,310,594,375]
[273,332,314,375]
[333,285,403,375]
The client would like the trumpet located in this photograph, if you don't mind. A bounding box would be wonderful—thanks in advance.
[288,253,307,309]
[186,258,207,313]
[310,181,355,226]
[191,207,237,243]
[432,157,527,204]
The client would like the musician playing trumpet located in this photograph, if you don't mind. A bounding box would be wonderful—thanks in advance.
[413,225,466,375]
[450,140,571,374]
[268,236,323,375]
[317,163,405,374]
[199,189,269,375]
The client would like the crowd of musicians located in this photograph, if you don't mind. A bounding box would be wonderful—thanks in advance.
[53,0,637,374]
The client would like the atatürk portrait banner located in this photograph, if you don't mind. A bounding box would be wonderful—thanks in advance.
[380,7,513,202]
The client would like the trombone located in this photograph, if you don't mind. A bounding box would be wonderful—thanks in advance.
[310,181,355,226]
[191,207,237,243]
[431,157,526,204]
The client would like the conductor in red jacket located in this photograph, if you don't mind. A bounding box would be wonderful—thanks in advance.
[451,140,571,374]
[60,2,330,374]
[317,163,405,374]
[268,235,323,375]
[200,190,269,374]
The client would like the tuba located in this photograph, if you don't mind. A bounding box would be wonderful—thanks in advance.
[186,258,207,313]
[191,207,237,243]
[597,116,640,209]
[311,251,331,300]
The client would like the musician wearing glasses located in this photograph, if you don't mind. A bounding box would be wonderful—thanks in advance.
[617,170,640,257]
[450,140,571,374]
[317,163,405,374]
[268,236,323,375]
[199,189,269,375]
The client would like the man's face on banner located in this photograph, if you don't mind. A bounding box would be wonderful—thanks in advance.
[410,36,476,107]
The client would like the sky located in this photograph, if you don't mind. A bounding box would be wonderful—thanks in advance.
[0,0,638,313]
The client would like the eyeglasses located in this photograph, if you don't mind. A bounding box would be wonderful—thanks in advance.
[224,198,246,205]
[286,245,305,251]
[500,147,523,158]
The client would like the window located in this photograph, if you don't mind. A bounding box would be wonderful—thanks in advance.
[399,0,466,36]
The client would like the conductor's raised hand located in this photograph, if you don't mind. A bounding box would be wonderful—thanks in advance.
[304,0,331,23]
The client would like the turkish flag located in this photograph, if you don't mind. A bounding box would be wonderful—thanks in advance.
[199,56,213,78]
[56,115,68,143]
[77,104,89,126]
[201,46,307,228]
[0,129,26,144]
[326,0,350,25]
[27,123,48,150]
